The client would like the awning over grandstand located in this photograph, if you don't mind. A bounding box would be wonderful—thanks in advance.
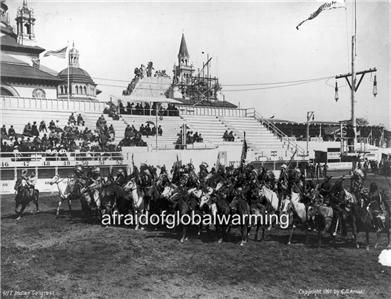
[121,95,181,104]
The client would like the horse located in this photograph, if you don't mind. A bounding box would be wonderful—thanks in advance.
[100,183,131,219]
[367,190,391,249]
[14,184,39,220]
[280,191,307,245]
[344,189,391,250]
[123,178,145,230]
[49,175,81,217]
[199,183,232,243]
[161,184,200,242]
[229,193,251,246]
[305,188,334,247]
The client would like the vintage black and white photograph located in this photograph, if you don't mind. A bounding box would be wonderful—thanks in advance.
[1,0,391,298]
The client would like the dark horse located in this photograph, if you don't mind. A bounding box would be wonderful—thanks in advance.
[100,183,132,218]
[229,191,251,246]
[15,187,39,220]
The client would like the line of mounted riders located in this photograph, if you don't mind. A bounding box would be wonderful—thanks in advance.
[14,161,390,249]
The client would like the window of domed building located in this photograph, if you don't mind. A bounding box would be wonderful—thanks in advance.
[32,88,46,99]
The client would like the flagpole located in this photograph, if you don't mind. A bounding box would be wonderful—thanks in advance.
[67,43,70,106]
[351,0,357,152]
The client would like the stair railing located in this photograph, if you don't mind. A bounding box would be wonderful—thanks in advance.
[251,111,307,157]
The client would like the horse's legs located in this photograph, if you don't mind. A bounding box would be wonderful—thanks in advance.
[56,198,63,217]
[33,192,39,213]
[365,231,370,251]
[240,225,248,246]
[16,204,27,221]
[68,199,72,213]
[254,224,260,241]
[351,216,359,249]
[304,224,309,246]
[288,224,296,245]
[180,225,187,243]
[317,229,322,248]
[217,224,226,244]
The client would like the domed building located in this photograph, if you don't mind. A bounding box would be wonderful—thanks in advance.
[57,45,99,100]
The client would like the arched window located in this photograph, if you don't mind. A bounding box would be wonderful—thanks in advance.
[1,87,14,96]
[75,86,79,94]
[84,86,87,95]
[24,23,31,34]
[60,86,64,94]
[32,88,46,99]
[64,86,67,94]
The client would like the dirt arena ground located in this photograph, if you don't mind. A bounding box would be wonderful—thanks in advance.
[2,175,391,298]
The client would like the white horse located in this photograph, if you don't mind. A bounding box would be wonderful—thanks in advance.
[49,175,79,217]
[123,178,145,230]
[281,191,307,245]
[257,185,280,231]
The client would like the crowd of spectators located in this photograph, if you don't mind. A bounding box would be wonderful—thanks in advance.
[120,124,147,147]
[0,113,122,155]
[138,123,162,137]
[175,127,203,149]
[118,101,179,117]
[223,130,235,142]
[123,61,169,96]
[103,102,120,120]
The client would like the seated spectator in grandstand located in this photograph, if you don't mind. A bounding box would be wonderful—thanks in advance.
[228,131,235,142]
[139,124,145,135]
[126,102,133,114]
[1,125,7,138]
[135,103,142,115]
[39,121,47,133]
[145,124,152,136]
[119,101,125,114]
[109,124,115,139]
[195,132,203,143]
[77,113,84,126]
[144,102,150,115]
[158,125,163,136]
[8,125,15,137]
[223,130,229,141]
[68,113,76,125]
[23,122,33,137]
[49,120,56,130]
[125,125,132,138]
[1,141,10,152]
[96,115,107,130]
[31,122,39,137]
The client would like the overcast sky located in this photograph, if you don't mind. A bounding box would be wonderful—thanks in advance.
[6,0,390,128]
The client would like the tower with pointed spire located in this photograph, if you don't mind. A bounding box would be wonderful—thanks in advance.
[15,0,36,46]
[174,33,194,86]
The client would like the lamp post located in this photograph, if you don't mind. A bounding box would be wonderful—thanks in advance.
[306,111,315,156]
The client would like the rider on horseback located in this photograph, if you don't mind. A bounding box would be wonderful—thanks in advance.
[278,164,289,198]
[88,167,103,208]
[367,182,387,232]
[14,169,34,195]
[115,168,127,187]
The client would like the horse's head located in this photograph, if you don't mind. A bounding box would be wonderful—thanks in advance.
[123,179,137,192]
[199,192,211,209]
[49,175,60,185]
[229,197,240,212]
[280,197,292,215]
[161,185,175,199]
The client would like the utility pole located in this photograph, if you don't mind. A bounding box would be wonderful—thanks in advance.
[335,67,377,152]
[334,0,377,153]
[306,111,314,156]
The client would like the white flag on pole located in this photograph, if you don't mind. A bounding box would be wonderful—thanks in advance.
[296,0,346,30]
